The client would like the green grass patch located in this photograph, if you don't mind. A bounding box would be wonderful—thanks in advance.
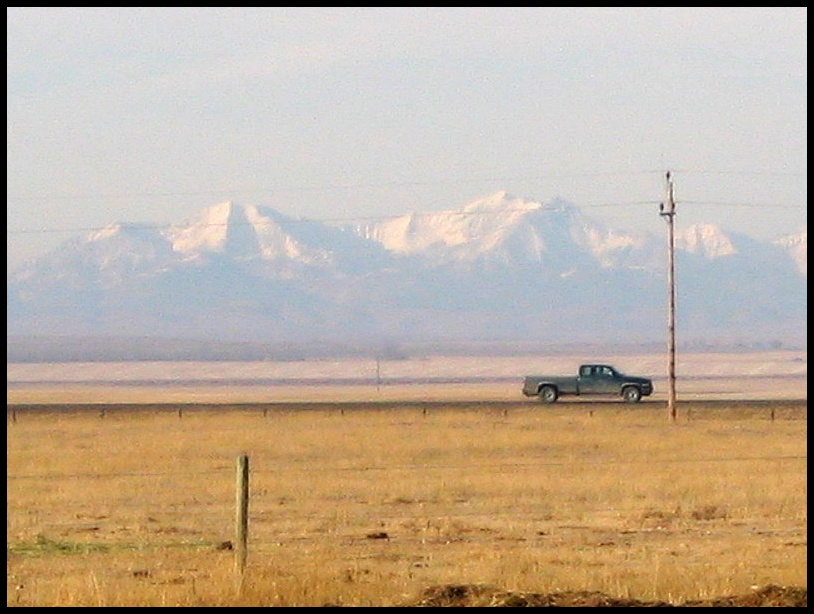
[8,535,112,557]
[7,534,218,557]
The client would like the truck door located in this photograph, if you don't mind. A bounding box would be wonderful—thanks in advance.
[593,366,619,394]
[578,365,602,394]
[576,365,593,394]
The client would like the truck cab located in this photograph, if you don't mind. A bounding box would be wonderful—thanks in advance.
[577,364,626,395]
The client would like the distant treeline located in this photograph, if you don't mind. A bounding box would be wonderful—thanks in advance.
[6,336,401,363]
[6,336,802,363]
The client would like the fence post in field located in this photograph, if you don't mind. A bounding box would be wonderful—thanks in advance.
[235,454,250,577]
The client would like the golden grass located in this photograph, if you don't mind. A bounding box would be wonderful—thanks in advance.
[7,401,807,606]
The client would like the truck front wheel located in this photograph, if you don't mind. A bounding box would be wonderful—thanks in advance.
[539,386,558,404]
[623,387,642,403]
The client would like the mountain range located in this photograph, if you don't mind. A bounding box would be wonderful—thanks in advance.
[7,192,807,360]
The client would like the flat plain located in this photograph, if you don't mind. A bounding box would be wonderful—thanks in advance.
[6,351,807,606]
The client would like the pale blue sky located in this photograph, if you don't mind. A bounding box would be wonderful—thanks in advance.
[7,7,807,268]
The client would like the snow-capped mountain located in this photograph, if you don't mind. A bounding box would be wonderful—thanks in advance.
[773,230,807,277]
[7,192,807,355]
[350,191,657,272]
[165,200,392,275]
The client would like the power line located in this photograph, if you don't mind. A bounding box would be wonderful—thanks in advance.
[4,170,667,202]
[6,167,805,203]
[6,201,664,236]
[680,201,804,208]
[9,198,807,237]
[668,169,807,177]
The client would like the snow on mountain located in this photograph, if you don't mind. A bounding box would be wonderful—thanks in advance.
[6,193,807,350]
[675,223,806,282]
[11,222,177,286]
[166,201,391,274]
[674,223,807,277]
[676,223,738,258]
[351,191,656,272]
[168,201,325,264]
[352,191,540,255]
[774,230,807,277]
[169,201,258,258]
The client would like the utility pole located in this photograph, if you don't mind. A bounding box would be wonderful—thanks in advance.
[659,171,677,421]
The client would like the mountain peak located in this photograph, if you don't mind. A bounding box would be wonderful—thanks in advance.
[87,222,126,242]
[196,200,253,226]
[774,229,807,276]
[462,191,541,214]
[168,200,266,258]
[165,201,348,265]
[86,222,159,242]
[774,229,807,247]
[677,223,737,258]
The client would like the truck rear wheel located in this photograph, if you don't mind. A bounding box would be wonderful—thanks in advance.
[539,386,558,404]
[623,386,642,403]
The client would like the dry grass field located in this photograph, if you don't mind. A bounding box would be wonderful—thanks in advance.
[6,352,807,607]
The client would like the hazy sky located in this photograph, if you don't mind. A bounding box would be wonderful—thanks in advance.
[7,7,807,269]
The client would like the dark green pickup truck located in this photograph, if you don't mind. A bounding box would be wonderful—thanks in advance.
[522,364,654,403]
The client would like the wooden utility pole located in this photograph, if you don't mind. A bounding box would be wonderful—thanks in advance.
[660,172,677,421]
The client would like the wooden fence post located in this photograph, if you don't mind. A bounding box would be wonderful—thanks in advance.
[235,455,249,577]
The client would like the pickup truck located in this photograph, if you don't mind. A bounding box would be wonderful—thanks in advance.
[522,364,653,403]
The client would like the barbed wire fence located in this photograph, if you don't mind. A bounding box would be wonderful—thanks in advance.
[7,436,808,577]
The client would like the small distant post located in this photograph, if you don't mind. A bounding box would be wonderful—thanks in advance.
[235,455,249,577]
